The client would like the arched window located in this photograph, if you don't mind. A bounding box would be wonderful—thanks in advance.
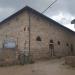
[36,36,42,41]
[50,40,53,43]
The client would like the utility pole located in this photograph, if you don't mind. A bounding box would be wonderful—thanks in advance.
[28,10,31,57]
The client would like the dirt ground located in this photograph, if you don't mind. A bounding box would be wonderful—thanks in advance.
[0,58,75,75]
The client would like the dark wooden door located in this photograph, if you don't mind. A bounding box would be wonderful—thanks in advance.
[70,44,74,55]
[49,44,54,56]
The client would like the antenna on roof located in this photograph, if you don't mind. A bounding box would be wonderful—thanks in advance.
[71,19,75,28]
[42,0,58,14]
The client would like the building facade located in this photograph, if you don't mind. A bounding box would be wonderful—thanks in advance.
[0,6,74,61]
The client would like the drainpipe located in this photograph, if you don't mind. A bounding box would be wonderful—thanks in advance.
[28,10,31,59]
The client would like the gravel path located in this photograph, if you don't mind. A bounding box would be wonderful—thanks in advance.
[0,58,75,75]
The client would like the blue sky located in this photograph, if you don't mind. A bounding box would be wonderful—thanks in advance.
[0,0,75,31]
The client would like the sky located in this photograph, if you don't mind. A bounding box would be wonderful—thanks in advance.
[0,0,75,31]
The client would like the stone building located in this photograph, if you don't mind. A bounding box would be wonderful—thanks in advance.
[0,6,75,61]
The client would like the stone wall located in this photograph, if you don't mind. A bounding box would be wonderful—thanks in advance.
[0,10,29,50]
[30,12,73,60]
[0,9,74,61]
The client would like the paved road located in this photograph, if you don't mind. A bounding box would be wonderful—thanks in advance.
[0,58,75,75]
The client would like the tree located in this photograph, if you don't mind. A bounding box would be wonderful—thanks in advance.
[71,19,75,28]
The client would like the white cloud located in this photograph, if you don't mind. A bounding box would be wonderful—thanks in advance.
[0,0,75,31]
[51,12,75,31]
[27,0,54,12]
[0,7,15,13]
[0,7,16,21]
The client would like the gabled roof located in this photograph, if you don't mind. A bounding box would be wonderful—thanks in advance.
[0,6,75,34]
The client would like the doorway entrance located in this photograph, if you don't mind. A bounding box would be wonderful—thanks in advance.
[49,40,55,56]
[70,44,74,55]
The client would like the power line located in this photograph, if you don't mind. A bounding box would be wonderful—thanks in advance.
[42,0,58,14]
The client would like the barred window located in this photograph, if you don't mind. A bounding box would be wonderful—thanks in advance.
[50,40,53,43]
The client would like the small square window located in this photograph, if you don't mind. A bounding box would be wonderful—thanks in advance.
[66,43,69,46]
[58,41,60,45]
[24,27,26,31]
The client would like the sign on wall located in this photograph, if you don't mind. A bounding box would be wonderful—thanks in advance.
[4,38,16,48]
